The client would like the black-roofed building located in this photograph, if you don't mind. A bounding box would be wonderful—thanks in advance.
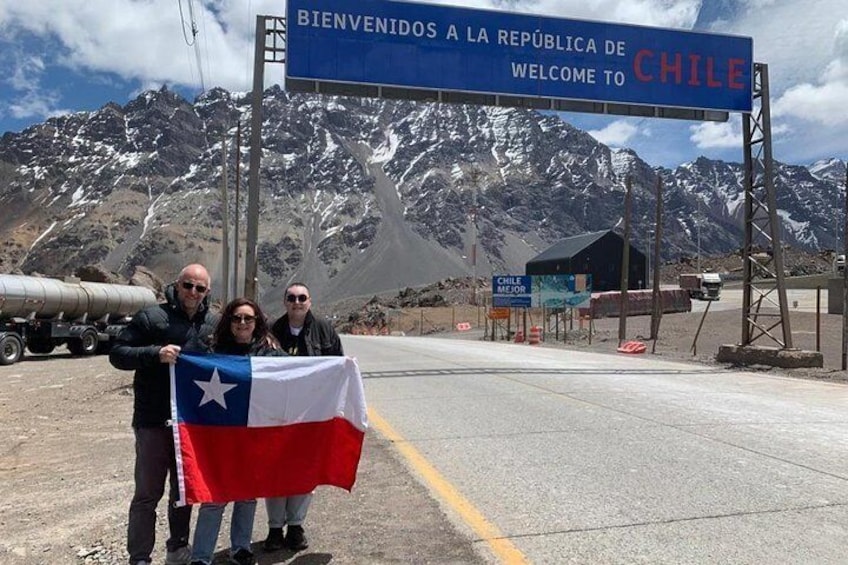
[525,230,647,292]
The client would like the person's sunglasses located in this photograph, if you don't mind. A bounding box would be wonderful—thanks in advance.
[286,294,309,303]
[231,314,256,324]
[180,281,208,293]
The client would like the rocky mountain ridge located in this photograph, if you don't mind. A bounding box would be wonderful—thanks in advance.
[0,86,844,313]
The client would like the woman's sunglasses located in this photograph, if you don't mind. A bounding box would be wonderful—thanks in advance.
[231,314,256,324]
[286,294,309,303]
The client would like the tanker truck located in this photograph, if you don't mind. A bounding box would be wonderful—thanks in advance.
[0,274,158,365]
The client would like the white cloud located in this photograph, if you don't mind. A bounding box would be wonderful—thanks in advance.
[0,0,274,92]
[438,0,701,28]
[773,81,848,126]
[718,1,845,90]
[9,92,69,120]
[769,14,848,126]
[2,48,67,120]
[0,0,844,165]
[9,54,44,90]
[588,120,639,146]
[689,120,741,149]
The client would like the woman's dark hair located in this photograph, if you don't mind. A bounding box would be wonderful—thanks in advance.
[212,297,278,350]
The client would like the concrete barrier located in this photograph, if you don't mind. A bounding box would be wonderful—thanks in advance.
[580,290,692,319]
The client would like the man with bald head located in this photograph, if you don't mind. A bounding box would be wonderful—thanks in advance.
[111,263,220,565]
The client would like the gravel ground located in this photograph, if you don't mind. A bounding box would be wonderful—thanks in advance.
[0,351,487,565]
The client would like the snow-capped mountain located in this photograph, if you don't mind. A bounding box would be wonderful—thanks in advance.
[0,86,844,307]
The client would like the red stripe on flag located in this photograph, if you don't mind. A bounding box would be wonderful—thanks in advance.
[178,417,365,504]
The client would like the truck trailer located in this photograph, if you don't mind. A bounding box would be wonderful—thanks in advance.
[0,274,157,365]
[678,272,723,300]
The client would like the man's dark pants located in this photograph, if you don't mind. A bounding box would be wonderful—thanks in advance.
[128,426,192,562]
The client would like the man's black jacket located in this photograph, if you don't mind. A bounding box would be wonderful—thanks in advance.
[109,284,219,428]
[271,310,343,357]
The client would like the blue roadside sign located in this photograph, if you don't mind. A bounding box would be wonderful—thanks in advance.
[287,0,753,112]
[532,274,592,308]
[492,275,532,307]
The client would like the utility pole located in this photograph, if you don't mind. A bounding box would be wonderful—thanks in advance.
[244,15,286,301]
[650,176,663,341]
[842,166,847,370]
[618,175,632,344]
[244,15,265,301]
[233,120,241,297]
[220,133,230,305]
[647,230,652,287]
[470,171,479,305]
[696,198,702,273]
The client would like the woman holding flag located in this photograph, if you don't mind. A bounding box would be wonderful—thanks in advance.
[189,297,284,565]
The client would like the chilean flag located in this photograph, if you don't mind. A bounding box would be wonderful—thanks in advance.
[169,352,367,505]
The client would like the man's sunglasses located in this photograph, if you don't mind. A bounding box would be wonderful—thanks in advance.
[231,314,256,324]
[180,281,208,293]
[286,294,309,303]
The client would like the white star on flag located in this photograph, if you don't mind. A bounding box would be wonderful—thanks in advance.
[194,367,237,409]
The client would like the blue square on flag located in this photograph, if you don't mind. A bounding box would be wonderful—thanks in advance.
[174,353,252,427]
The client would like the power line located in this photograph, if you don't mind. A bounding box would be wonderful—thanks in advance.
[245,0,253,91]
[198,0,214,92]
[178,0,206,92]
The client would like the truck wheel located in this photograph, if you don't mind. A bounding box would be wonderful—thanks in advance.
[0,334,24,365]
[69,329,99,356]
[27,340,56,355]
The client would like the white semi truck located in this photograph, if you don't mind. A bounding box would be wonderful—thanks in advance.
[678,272,723,300]
[834,254,845,275]
[0,274,157,365]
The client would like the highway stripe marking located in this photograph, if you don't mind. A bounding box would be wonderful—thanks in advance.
[368,407,529,565]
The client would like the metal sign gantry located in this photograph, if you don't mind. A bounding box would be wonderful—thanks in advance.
[740,63,792,348]
[243,16,794,357]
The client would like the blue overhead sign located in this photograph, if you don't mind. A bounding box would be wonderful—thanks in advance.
[286,0,753,113]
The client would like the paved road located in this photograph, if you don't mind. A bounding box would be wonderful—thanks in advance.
[345,335,848,564]
[690,287,829,313]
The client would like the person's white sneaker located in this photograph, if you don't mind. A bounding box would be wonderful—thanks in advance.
[164,545,192,565]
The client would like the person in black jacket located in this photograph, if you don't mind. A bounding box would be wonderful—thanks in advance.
[110,263,219,565]
[263,282,343,552]
[190,297,284,565]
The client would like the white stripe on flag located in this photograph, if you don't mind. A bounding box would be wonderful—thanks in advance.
[247,356,367,431]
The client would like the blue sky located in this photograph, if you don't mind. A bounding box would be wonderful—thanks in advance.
[0,0,845,169]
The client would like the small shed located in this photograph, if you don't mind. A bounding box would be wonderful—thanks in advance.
[525,230,648,292]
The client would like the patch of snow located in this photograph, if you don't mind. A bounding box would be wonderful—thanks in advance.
[321,131,338,160]
[140,183,164,240]
[399,141,442,186]
[281,153,297,170]
[450,164,464,182]
[69,186,100,208]
[725,192,745,217]
[29,221,57,250]
[370,131,399,164]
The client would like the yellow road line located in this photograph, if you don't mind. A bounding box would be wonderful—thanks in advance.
[368,407,530,564]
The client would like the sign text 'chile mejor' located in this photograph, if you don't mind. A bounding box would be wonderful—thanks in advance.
[492,274,592,309]
[286,0,753,113]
